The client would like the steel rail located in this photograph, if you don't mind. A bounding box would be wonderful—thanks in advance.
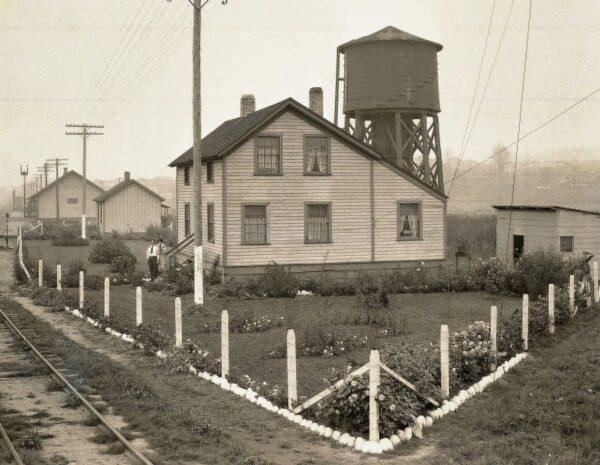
[0,419,24,465]
[0,307,154,465]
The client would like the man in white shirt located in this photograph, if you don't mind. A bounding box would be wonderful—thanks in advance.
[146,240,159,280]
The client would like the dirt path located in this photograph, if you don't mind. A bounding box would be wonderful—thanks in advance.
[0,250,437,464]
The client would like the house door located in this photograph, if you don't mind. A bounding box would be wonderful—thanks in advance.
[513,235,524,260]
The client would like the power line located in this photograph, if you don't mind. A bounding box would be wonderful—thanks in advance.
[447,83,600,185]
[504,0,533,263]
[447,0,497,197]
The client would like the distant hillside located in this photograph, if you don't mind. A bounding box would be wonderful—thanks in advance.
[445,147,600,213]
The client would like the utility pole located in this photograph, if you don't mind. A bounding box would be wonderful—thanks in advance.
[20,165,28,216]
[36,163,50,187]
[66,123,103,238]
[46,157,69,222]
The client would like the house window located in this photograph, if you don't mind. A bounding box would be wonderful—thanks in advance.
[304,136,330,175]
[184,203,191,237]
[305,203,331,243]
[560,236,574,253]
[255,135,281,175]
[67,197,79,204]
[206,161,214,183]
[183,165,191,186]
[207,203,215,243]
[242,205,268,244]
[397,202,421,240]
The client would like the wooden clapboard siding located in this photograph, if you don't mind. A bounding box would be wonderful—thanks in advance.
[495,210,558,262]
[100,183,162,234]
[175,162,223,266]
[224,110,443,267]
[556,210,600,259]
[36,173,103,220]
[372,162,445,261]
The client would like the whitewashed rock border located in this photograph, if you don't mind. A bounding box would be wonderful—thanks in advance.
[63,305,527,455]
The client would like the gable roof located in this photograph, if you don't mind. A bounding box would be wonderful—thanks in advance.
[94,178,165,203]
[493,205,600,216]
[168,98,447,200]
[28,170,104,200]
[338,26,443,52]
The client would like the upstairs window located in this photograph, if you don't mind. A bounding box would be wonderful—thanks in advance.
[255,135,281,175]
[304,136,330,175]
[206,161,214,183]
[397,202,421,240]
[183,165,191,186]
[67,197,79,204]
[242,204,268,244]
[207,203,215,243]
[305,203,332,243]
[560,235,574,253]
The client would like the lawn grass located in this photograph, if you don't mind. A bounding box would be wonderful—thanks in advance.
[64,285,521,398]
[423,306,600,465]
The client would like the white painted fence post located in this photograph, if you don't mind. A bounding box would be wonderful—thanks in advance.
[103,277,110,317]
[287,329,297,410]
[56,264,62,291]
[81,215,86,239]
[369,350,380,442]
[79,271,84,309]
[548,284,555,335]
[440,325,450,398]
[569,275,575,316]
[594,261,599,303]
[221,310,229,378]
[490,306,497,372]
[174,297,182,348]
[38,259,43,287]
[522,294,529,351]
[136,287,142,326]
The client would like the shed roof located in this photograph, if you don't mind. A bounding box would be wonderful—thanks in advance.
[338,26,443,52]
[492,205,600,216]
[28,170,104,200]
[168,97,447,200]
[94,179,165,203]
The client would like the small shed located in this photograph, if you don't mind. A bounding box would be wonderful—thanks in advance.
[493,205,600,263]
[95,171,166,235]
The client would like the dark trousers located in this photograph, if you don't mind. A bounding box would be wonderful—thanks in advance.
[148,256,158,280]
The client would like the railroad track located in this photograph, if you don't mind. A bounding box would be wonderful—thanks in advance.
[0,306,154,465]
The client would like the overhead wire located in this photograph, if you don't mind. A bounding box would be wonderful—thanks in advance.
[447,0,497,197]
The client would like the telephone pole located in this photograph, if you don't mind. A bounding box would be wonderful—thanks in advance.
[66,123,103,238]
[36,163,50,187]
[46,157,69,221]
[20,165,28,216]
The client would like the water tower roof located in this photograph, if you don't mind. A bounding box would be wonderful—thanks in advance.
[339,26,442,52]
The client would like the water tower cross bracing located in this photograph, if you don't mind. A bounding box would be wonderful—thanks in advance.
[335,26,445,193]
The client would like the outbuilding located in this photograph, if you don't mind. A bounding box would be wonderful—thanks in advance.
[493,205,600,263]
[94,171,166,235]
[26,169,104,222]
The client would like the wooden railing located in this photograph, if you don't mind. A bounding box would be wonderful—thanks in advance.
[163,234,194,268]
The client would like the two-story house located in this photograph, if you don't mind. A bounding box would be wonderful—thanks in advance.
[168,90,447,282]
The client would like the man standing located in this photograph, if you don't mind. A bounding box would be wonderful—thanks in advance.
[146,240,159,281]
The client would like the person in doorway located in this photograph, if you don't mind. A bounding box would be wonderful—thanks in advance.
[146,240,159,281]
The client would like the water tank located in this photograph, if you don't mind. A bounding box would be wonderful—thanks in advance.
[339,26,442,116]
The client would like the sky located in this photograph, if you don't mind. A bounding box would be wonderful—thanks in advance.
[1,0,599,190]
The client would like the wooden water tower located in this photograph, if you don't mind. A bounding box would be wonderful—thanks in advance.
[334,26,445,193]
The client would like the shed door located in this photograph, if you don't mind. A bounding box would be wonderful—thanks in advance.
[513,235,524,260]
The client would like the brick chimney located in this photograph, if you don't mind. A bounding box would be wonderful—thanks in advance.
[309,87,323,117]
[63,167,68,176]
[240,94,255,117]
[124,171,131,181]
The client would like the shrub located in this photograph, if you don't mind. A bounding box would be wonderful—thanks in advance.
[131,323,173,355]
[89,239,135,264]
[145,224,176,247]
[253,261,299,298]
[515,249,570,298]
[216,281,262,300]
[109,255,136,274]
[271,325,368,358]
[470,257,514,294]
[30,287,78,311]
[450,321,499,385]
[161,341,220,374]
